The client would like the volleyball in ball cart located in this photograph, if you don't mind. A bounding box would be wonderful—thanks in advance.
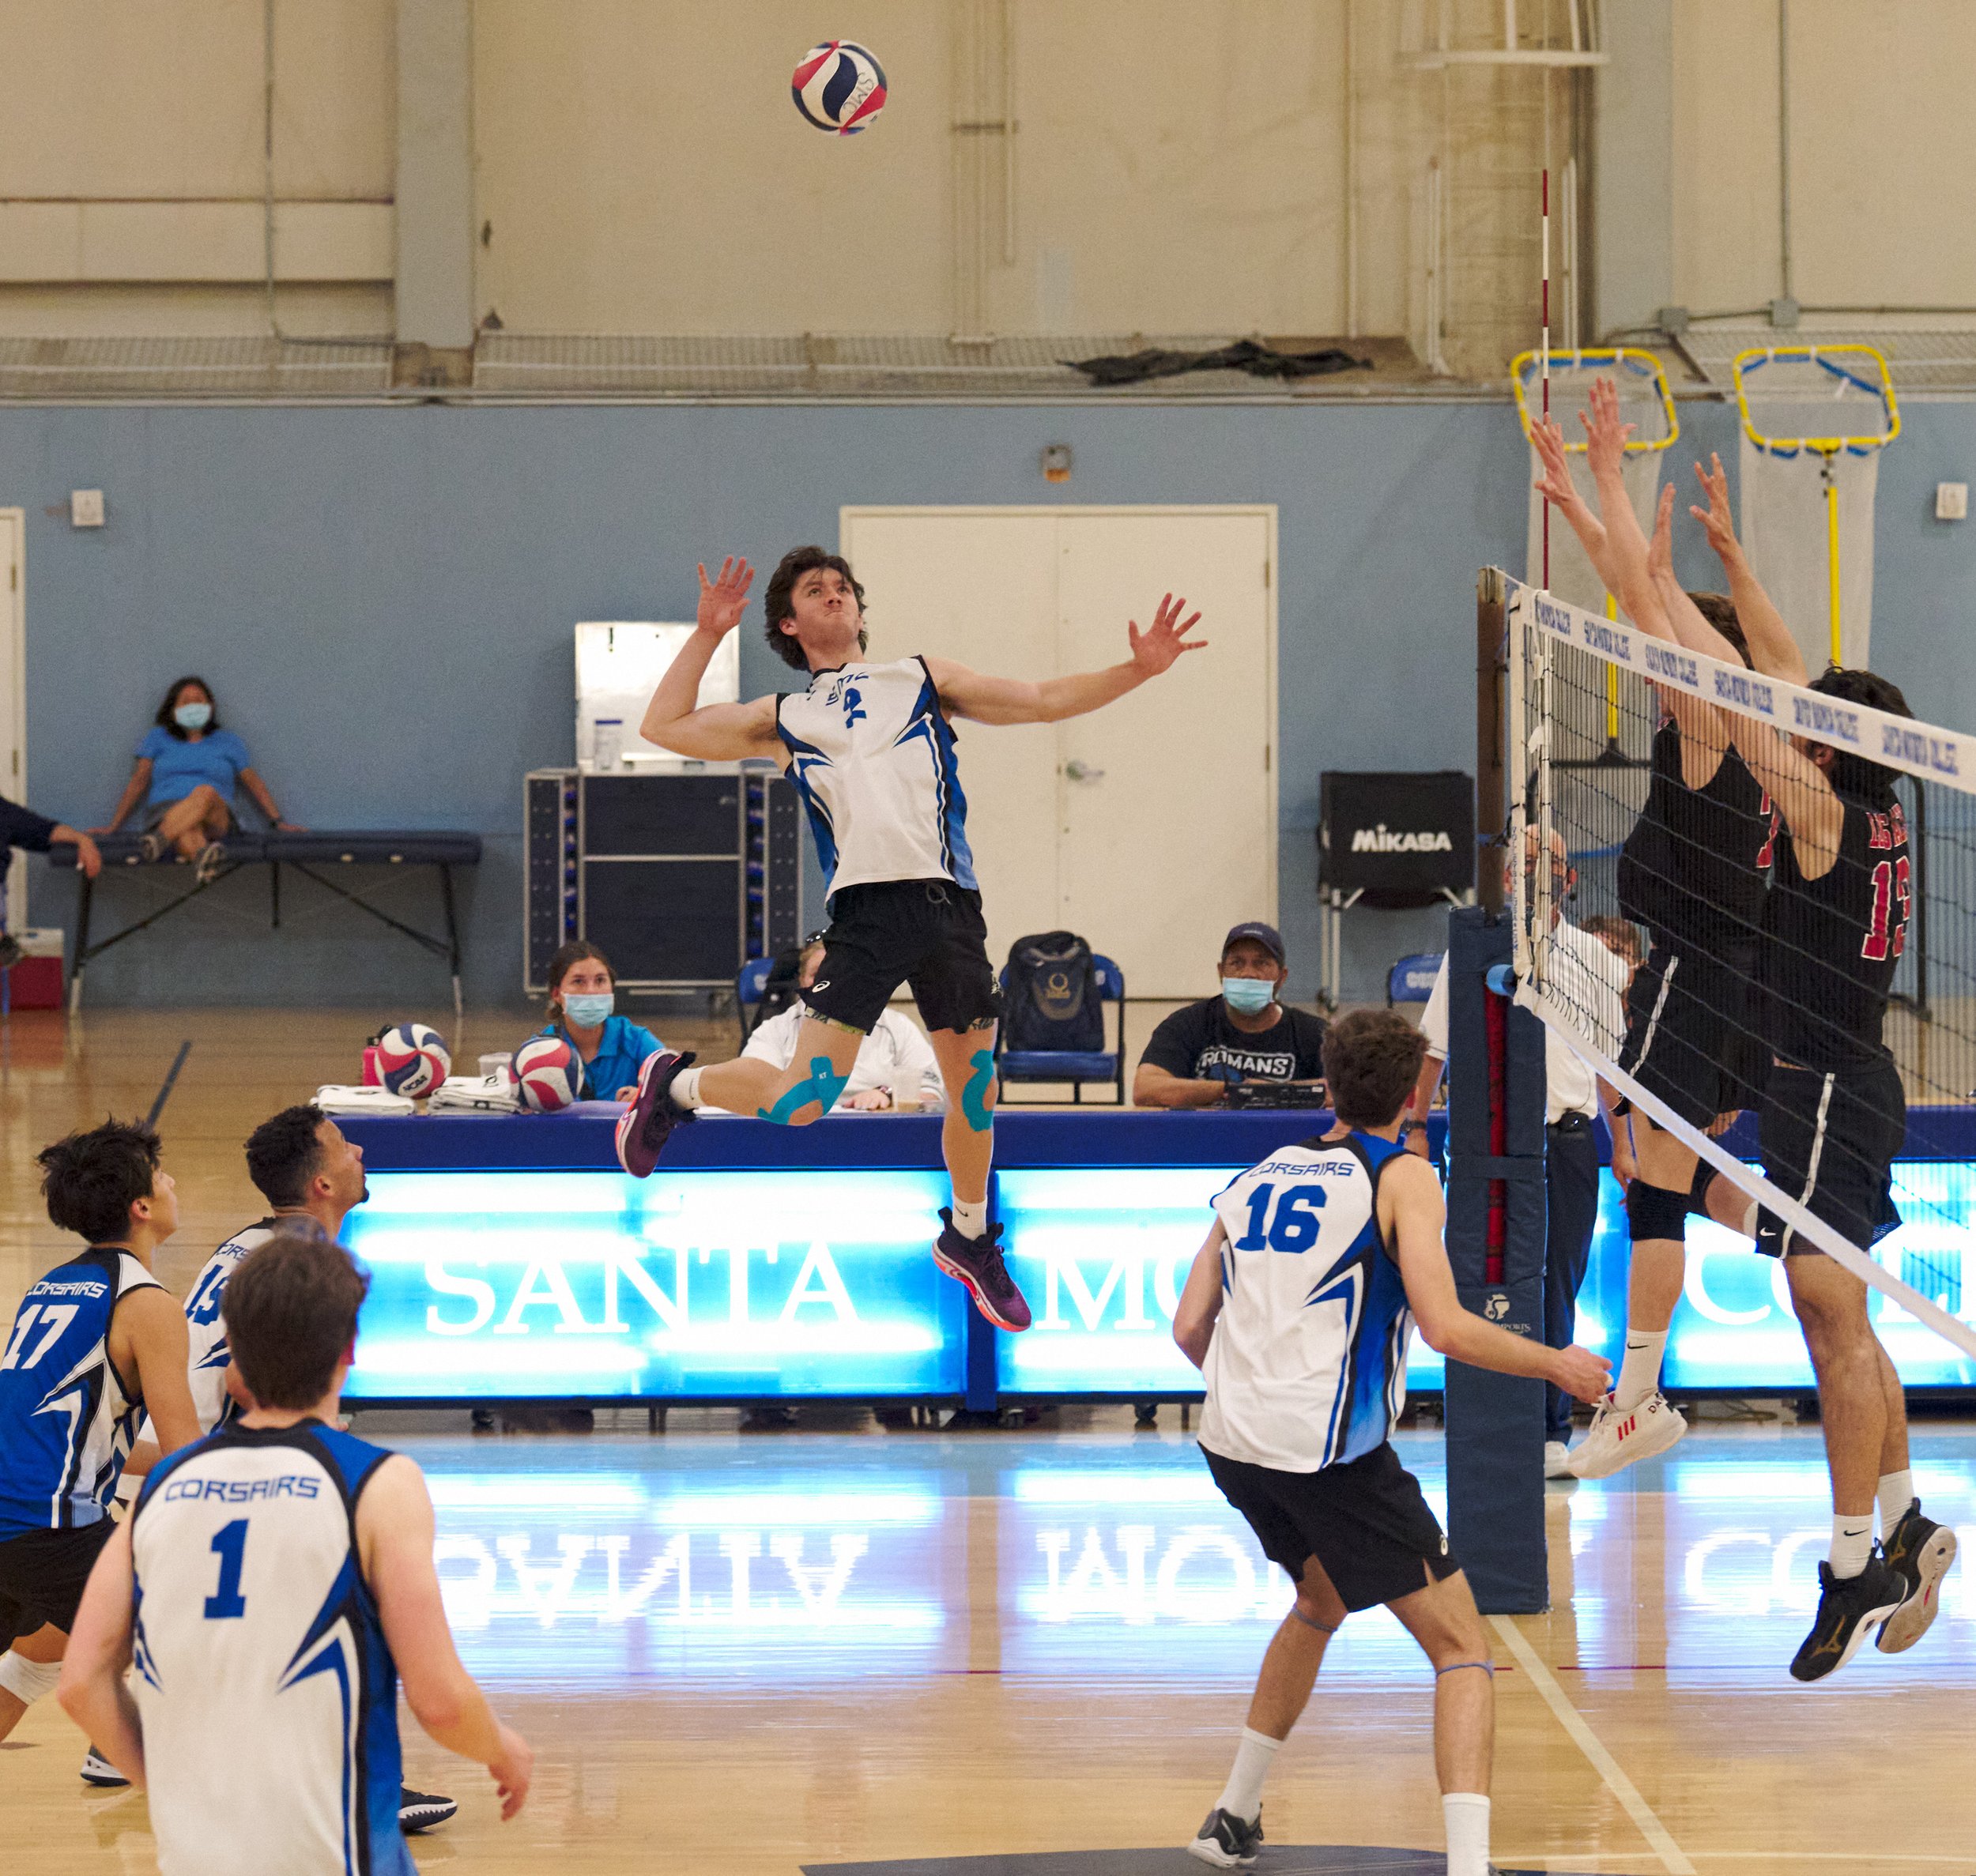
[791,41,887,135]
[513,1034,580,1113]
[376,1022,451,1099]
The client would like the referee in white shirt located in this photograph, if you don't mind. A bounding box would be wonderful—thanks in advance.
[1408,831,1631,1476]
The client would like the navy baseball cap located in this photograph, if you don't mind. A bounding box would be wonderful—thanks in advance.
[1221,921,1286,965]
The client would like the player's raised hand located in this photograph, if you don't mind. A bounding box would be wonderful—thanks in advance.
[1529,415,1578,511]
[1647,483,1676,582]
[1128,593,1206,678]
[695,556,755,639]
[1578,376,1635,482]
[489,1721,534,1821]
[1690,453,1741,563]
[1552,1343,1615,1404]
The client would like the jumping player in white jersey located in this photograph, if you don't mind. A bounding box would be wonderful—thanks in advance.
[59,1230,532,1874]
[0,1120,202,1743]
[620,547,1205,1332]
[92,1102,458,1829]
[1171,1011,1610,1873]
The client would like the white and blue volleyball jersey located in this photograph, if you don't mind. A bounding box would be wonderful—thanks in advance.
[0,1247,162,1539]
[776,656,977,899]
[1199,1132,1415,1474]
[130,1422,414,1876]
[179,1221,274,1433]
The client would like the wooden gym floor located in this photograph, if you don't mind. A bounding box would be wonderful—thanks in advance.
[4,1008,1975,1875]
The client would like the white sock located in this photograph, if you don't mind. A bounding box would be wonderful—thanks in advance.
[670,1065,704,1108]
[1830,1514,1874,1580]
[1214,1727,1280,1825]
[1442,1792,1491,1876]
[949,1196,988,1240]
[1878,1469,1914,1534]
[1612,1329,1669,1411]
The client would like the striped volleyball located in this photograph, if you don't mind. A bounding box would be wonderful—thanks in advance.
[376,1023,451,1100]
[790,40,888,135]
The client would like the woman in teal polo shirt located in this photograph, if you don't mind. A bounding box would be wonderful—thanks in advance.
[539,941,666,1101]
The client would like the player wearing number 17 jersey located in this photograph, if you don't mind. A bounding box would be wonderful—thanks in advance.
[58,1231,531,1875]
[1169,1011,1610,1875]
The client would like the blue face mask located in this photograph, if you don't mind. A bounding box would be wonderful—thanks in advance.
[1221,976,1276,1016]
[174,701,213,731]
[561,991,614,1028]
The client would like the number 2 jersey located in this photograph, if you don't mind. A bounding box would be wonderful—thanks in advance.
[0,1246,162,1539]
[130,1421,415,1876]
[1198,1131,1414,1474]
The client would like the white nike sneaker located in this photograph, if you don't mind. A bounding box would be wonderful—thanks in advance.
[1564,1391,1688,1479]
[80,1747,130,1787]
[1544,1440,1574,1479]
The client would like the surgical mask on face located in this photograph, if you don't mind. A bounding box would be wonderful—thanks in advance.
[561,991,614,1028]
[174,702,213,731]
[1220,977,1276,1016]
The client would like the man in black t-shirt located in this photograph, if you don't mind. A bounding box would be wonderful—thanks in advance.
[1134,923,1326,1107]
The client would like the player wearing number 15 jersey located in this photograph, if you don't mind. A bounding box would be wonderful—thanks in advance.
[1169,1011,1610,1875]
[58,1231,531,1876]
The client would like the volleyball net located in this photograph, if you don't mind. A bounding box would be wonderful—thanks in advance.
[1500,573,1976,1368]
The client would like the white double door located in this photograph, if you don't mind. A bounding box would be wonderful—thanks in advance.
[838,506,1276,1000]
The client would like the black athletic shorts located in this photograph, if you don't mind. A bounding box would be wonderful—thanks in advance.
[1756,1056,1904,1259]
[804,879,1004,1037]
[1617,939,1767,1132]
[0,1519,116,1645]
[1202,1441,1459,1613]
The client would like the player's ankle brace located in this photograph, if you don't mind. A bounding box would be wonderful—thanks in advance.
[0,1649,62,1706]
[1433,1660,1495,1678]
[1626,1178,1690,1243]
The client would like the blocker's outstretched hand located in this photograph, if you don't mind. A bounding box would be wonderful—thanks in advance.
[1689,453,1741,563]
[1579,375,1635,482]
[1529,415,1580,513]
[1128,593,1206,678]
[696,556,755,638]
[1647,483,1676,583]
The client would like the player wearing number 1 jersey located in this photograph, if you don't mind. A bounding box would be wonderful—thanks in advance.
[59,1230,531,1875]
[1170,1011,1609,1874]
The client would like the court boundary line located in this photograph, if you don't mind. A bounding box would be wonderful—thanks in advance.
[1489,1614,1696,1876]
[145,1038,193,1128]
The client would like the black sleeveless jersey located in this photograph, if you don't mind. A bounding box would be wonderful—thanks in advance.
[1759,792,1910,1071]
[1616,715,1773,951]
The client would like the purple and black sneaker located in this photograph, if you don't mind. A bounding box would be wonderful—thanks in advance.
[615,1049,697,1178]
[930,1209,1031,1332]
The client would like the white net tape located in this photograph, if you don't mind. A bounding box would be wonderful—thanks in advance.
[1505,574,1976,1368]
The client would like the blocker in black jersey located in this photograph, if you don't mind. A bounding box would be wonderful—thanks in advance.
[1615,714,1777,1128]
[1755,793,1910,1258]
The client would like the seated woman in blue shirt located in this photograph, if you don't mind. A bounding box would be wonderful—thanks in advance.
[538,941,666,1102]
[92,676,301,883]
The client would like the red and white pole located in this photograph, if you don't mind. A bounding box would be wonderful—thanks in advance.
[1540,166,1552,590]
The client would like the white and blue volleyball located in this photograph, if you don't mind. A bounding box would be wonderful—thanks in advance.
[791,40,888,135]
[376,1022,451,1099]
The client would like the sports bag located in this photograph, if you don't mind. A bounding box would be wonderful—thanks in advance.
[1002,932,1104,1053]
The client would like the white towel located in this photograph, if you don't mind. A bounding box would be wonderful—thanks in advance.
[427,1072,522,1114]
[314,1083,416,1115]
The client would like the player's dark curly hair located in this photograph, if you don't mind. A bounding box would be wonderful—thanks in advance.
[246,1104,330,1208]
[1809,665,1913,801]
[1322,1009,1427,1130]
[37,1117,163,1242]
[763,546,869,672]
[155,675,221,741]
[1685,592,1751,668]
[222,1229,371,1411]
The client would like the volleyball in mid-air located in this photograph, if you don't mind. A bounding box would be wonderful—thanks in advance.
[791,41,887,135]
[376,1022,451,1099]
[513,1034,580,1112]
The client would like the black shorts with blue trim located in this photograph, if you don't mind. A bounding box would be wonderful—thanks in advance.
[803,879,1003,1037]
[1755,1056,1904,1258]
[1202,1441,1459,1613]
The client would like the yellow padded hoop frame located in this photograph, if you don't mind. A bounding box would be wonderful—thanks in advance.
[1731,343,1901,458]
[1510,346,1677,452]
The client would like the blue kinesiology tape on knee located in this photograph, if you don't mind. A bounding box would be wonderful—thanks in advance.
[961,1049,996,1132]
[758,1055,849,1124]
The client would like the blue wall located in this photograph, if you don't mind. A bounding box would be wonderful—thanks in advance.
[6,394,1973,1011]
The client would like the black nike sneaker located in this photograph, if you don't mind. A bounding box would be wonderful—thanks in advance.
[1789,1553,1905,1682]
[1879,1498,1958,1654]
[1186,1806,1263,1867]
[398,1786,458,1833]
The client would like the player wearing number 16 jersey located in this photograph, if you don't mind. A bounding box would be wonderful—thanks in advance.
[58,1230,531,1875]
[1169,1011,1610,1875]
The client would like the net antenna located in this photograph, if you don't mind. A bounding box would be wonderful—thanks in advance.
[1511,346,1676,759]
[1504,573,1976,1374]
[1732,343,1900,672]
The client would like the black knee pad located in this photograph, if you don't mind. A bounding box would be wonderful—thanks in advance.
[1626,1179,1690,1243]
